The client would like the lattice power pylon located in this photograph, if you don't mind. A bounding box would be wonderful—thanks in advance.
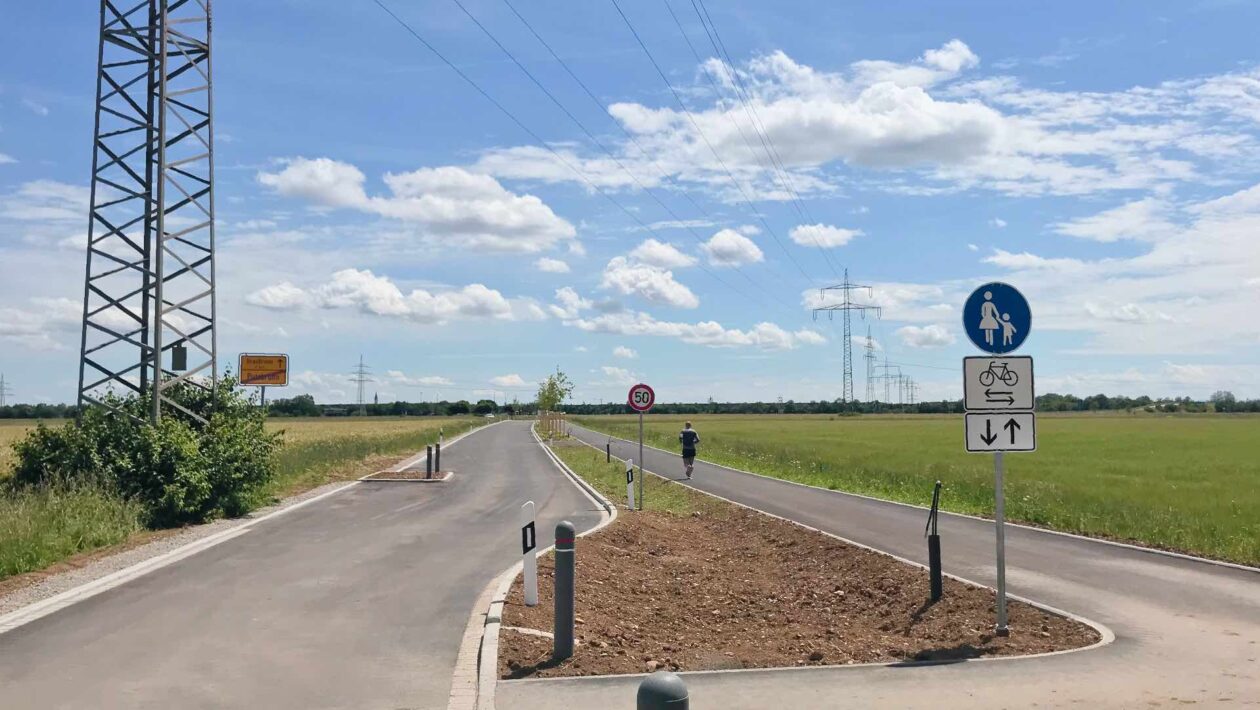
[812,269,881,403]
[863,325,877,402]
[77,0,217,424]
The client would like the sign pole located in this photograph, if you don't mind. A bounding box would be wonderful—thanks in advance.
[637,411,645,511]
[260,385,267,409]
[994,451,1009,635]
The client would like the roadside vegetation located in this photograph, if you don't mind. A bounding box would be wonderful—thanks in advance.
[572,413,1260,565]
[0,390,480,582]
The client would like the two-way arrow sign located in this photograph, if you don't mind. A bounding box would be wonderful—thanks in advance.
[965,412,1036,452]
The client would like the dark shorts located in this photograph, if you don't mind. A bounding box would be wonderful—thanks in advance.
[682,452,696,465]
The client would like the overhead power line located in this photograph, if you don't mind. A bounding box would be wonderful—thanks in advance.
[371,0,785,314]
[608,0,816,284]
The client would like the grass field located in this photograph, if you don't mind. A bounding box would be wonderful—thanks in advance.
[571,413,1260,566]
[0,416,483,580]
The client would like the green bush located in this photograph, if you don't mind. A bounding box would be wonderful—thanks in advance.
[10,377,281,528]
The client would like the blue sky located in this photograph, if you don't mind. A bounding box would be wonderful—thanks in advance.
[3,0,1260,405]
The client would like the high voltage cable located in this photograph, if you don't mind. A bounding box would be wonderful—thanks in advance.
[608,0,816,284]
[449,0,798,313]
[370,0,772,312]
[687,0,844,280]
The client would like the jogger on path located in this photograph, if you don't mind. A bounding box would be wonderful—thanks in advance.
[679,422,700,479]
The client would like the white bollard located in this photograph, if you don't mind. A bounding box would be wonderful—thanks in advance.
[625,458,636,510]
[521,501,538,606]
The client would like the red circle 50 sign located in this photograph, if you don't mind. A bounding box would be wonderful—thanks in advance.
[627,383,655,412]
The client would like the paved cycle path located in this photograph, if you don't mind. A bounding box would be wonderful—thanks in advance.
[0,421,601,710]
[497,424,1260,709]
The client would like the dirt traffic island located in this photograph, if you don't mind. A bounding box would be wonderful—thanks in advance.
[498,442,1100,679]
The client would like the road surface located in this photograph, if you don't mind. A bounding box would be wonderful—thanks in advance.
[0,421,601,710]
[497,424,1260,708]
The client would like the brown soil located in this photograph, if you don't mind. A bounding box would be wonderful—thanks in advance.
[499,504,1100,679]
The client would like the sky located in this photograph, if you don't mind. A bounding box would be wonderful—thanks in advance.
[2,0,1260,406]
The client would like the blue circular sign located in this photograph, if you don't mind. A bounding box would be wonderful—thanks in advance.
[963,282,1031,354]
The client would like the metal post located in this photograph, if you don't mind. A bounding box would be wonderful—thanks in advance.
[553,520,576,660]
[426,445,433,478]
[637,411,645,511]
[994,452,1009,635]
[927,480,943,602]
[607,439,611,463]
[521,501,538,607]
[435,442,441,472]
[260,385,267,410]
[637,671,689,709]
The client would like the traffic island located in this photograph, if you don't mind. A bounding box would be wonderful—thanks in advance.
[497,441,1100,679]
[360,469,453,482]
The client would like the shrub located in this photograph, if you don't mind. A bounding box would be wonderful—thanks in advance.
[10,376,281,528]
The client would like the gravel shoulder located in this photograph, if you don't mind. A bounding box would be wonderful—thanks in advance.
[497,442,1100,679]
[0,451,400,617]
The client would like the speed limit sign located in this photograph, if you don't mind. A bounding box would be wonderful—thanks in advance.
[628,383,655,412]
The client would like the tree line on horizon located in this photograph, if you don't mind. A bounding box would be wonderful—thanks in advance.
[4,390,1256,419]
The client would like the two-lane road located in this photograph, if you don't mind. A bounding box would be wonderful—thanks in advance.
[0,421,601,710]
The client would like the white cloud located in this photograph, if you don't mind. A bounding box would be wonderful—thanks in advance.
[789,223,863,248]
[613,346,637,359]
[21,99,50,117]
[1083,302,1175,324]
[535,257,571,273]
[0,180,90,222]
[629,238,697,268]
[1053,198,1175,242]
[967,243,979,251]
[599,366,637,387]
[565,309,825,350]
[258,158,576,253]
[490,374,528,388]
[989,218,1007,228]
[896,324,957,348]
[549,287,594,319]
[0,153,15,165]
[702,229,764,267]
[600,256,699,308]
[245,282,311,310]
[245,269,538,325]
[386,370,454,387]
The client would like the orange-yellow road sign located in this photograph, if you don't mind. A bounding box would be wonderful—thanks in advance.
[239,353,288,387]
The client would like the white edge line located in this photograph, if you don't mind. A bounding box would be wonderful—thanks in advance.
[449,424,617,710]
[0,422,495,637]
[572,424,1260,575]
[550,436,1118,669]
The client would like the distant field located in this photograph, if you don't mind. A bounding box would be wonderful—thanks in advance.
[572,413,1260,566]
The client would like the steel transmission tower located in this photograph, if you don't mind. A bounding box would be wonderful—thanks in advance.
[812,269,881,402]
[77,0,218,423]
[351,356,373,416]
[863,326,877,402]
[0,373,12,407]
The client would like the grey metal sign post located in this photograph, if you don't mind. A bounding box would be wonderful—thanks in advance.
[962,283,1035,637]
[627,383,655,512]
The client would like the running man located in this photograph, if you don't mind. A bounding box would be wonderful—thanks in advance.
[679,421,700,479]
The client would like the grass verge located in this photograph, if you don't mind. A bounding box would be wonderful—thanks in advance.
[0,485,144,579]
[572,413,1260,566]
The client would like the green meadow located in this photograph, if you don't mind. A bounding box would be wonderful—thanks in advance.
[571,413,1260,566]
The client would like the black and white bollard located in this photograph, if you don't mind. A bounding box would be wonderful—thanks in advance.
[553,520,576,660]
[435,443,441,472]
[926,480,943,602]
[520,501,538,606]
[426,445,433,478]
[607,440,612,463]
[625,458,636,510]
[637,671,689,709]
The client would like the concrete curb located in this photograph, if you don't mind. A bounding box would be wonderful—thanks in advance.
[573,424,1260,574]
[566,435,1117,665]
[358,470,454,482]
[449,425,616,710]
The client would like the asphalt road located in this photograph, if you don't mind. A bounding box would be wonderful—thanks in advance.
[0,421,602,710]
[498,425,1260,709]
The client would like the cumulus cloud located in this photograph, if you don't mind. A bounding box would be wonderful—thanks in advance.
[613,346,637,359]
[0,153,16,165]
[599,366,637,387]
[0,297,82,348]
[490,374,527,388]
[629,239,697,268]
[549,286,594,319]
[1053,198,1176,242]
[387,370,454,387]
[0,180,90,222]
[789,223,862,248]
[702,229,764,267]
[535,257,570,273]
[245,269,540,325]
[989,218,1007,228]
[258,158,576,253]
[896,324,956,348]
[600,256,699,308]
[565,309,825,350]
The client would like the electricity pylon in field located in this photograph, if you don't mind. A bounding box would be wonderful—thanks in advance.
[812,269,880,403]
